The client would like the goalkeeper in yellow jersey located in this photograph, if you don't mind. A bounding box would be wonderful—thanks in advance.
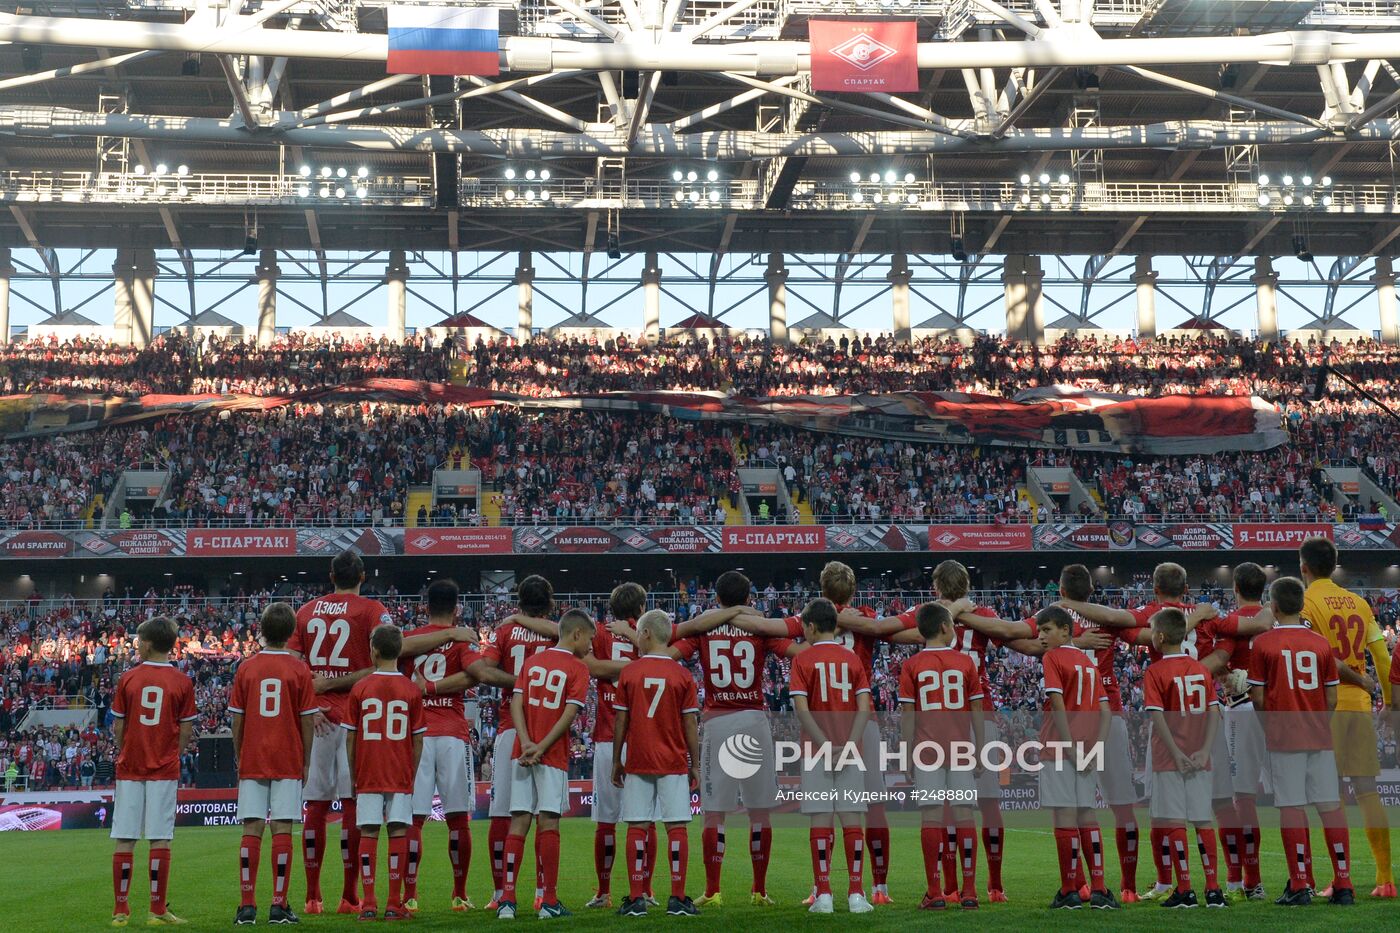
[1299,536,1393,898]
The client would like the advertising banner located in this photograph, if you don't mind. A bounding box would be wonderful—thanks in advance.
[927,524,1033,551]
[1233,523,1335,549]
[403,527,513,555]
[185,529,296,557]
[809,19,919,93]
[722,526,827,552]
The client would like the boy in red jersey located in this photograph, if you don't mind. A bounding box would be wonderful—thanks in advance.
[344,625,427,921]
[1142,607,1226,909]
[109,616,197,927]
[789,597,875,915]
[400,579,515,913]
[1035,606,1113,911]
[613,610,702,918]
[898,602,984,911]
[290,551,475,915]
[495,609,594,920]
[1247,576,1353,906]
[230,603,318,926]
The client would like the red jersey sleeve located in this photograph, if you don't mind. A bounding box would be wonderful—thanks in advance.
[409,691,427,736]
[672,637,699,661]
[896,608,918,631]
[1246,645,1267,687]
[897,663,915,703]
[1142,666,1165,711]
[229,667,249,714]
[1320,649,1340,687]
[344,689,362,732]
[296,665,318,715]
[1043,652,1066,694]
[783,615,803,639]
[788,653,811,697]
[566,663,589,709]
[963,657,985,702]
[680,672,700,714]
[175,675,196,723]
[479,628,503,666]
[286,624,304,656]
[852,659,872,696]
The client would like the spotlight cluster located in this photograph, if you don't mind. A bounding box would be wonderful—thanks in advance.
[503,166,553,202]
[1256,172,1333,208]
[848,170,920,205]
[1016,172,1076,207]
[672,167,723,204]
[296,165,372,199]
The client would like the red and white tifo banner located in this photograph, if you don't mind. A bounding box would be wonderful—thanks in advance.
[184,528,297,557]
[809,19,919,93]
[1233,523,1335,549]
[722,526,827,552]
[403,527,514,555]
[927,524,1033,551]
[0,530,73,558]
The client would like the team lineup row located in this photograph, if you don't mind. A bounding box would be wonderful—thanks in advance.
[101,540,1400,924]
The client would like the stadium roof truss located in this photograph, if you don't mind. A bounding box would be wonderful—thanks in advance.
[3,1,1400,337]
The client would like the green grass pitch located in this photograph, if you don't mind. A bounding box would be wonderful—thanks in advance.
[0,814,1389,930]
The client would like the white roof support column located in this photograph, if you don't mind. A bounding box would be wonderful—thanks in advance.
[516,250,534,339]
[0,248,11,345]
[1004,254,1044,344]
[766,251,788,343]
[642,251,662,344]
[1375,256,1398,343]
[113,247,155,347]
[889,252,912,343]
[256,249,279,347]
[1133,255,1158,340]
[386,249,409,341]
[1252,255,1280,342]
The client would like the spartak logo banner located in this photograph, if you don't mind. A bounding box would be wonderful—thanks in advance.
[810,19,919,93]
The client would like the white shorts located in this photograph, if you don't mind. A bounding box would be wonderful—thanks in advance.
[1209,725,1232,800]
[1268,749,1340,808]
[304,726,352,802]
[1096,716,1136,806]
[488,728,516,819]
[1225,703,1268,796]
[700,710,777,813]
[413,735,474,816]
[799,759,867,814]
[508,761,569,816]
[1040,759,1098,810]
[592,741,622,824]
[860,719,884,795]
[1149,770,1214,823]
[111,779,177,841]
[356,792,414,827]
[975,719,1004,799]
[621,773,692,824]
[237,778,303,823]
[912,765,976,802]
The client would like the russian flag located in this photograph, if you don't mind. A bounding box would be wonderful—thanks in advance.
[387,6,499,77]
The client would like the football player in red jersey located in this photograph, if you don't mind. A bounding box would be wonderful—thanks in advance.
[1247,576,1353,906]
[1035,606,1113,911]
[789,598,875,916]
[400,579,516,913]
[1142,608,1226,909]
[613,611,703,918]
[344,625,427,922]
[289,551,476,915]
[230,603,317,926]
[495,609,594,921]
[898,602,984,911]
[109,617,197,927]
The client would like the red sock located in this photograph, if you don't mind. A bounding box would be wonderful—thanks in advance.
[112,851,134,915]
[1079,824,1104,893]
[1196,827,1219,891]
[701,824,724,897]
[535,831,544,898]
[643,824,658,895]
[405,817,423,901]
[149,846,172,915]
[1213,801,1242,885]
[538,829,561,903]
[1055,827,1081,895]
[271,833,294,908]
[1111,805,1138,893]
[809,827,835,896]
[1151,826,1172,886]
[594,823,616,896]
[388,836,408,911]
[627,826,649,900]
[446,814,471,900]
[239,834,262,907]
[750,822,772,895]
[942,824,959,896]
[866,825,891,887]
[340,799,360,904]
[956,822,977,897]
[501,833,526,904]
[1321,807,1353,890]
[1236,795,1261,888]
[357,836,378,912]
[981,800,1005,891]
[302,799,330,901]
[667,826,689,898]
[920,826,944,897]
[1280,808,1310,889]
[1169,827,1191,893]
[489,816,510,896]
[842,826,865,896]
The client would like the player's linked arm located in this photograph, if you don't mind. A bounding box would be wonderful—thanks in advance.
[673,605,756,638]
[314,667,373,695]
[400,626,479,658]
[509,614,560,640]
[836,609,903,638]
[955,608,1032,642]
[586,655,633,678]
[1056,599,1135,628]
